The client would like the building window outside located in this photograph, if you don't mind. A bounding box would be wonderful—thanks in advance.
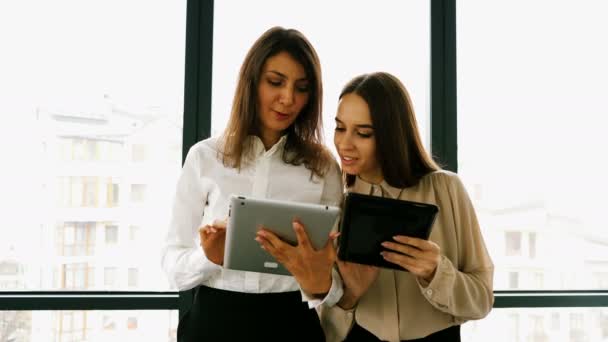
[61,263,94,289]
[105,225,118,245]
[128,268,138,288]
[507,313,519,342]
[505,231,522,256]
[533,272,544,289]
[569,313,585,342]
[57,222,96,256]
[530,315,548,342]
[104,267,116,287]
[56,311,89,342]
[129,225,139,241]
[529,232,537,258]
[551,312,560,331]
[102,315,116,331]
[127,317,138,330]
[132,144,147,162]
[130,184,146,203]
[107,182,119,207]
[508,271,519,289]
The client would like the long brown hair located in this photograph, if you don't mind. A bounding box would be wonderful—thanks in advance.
[339,72,440,188]
[220,26,332,177]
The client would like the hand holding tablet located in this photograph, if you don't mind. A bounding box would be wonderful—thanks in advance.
[337,192,439,271]
[223,195,341,276]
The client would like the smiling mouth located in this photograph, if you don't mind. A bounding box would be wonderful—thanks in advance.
[340,156,357,164]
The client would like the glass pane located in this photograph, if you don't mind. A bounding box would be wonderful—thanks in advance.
[212,0,430,154]
[457,0,608,290]
[0,310,177,342]
[0,0,186,291]
[462,307,608,342]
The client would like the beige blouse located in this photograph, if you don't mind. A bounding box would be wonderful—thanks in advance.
[319,170,494,341]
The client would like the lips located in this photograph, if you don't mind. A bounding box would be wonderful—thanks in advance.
[273,110,291,121]
[340,156,357,166]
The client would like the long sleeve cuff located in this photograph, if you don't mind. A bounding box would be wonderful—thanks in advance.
[416,255,455,311]
[166,247,223,291]
[300,268,344,309]
[318,298,356,342]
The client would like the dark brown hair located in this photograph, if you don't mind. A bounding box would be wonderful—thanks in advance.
[220,26,332,177]
[339,72,440,188]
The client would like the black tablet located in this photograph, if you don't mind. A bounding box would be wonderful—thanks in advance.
[337,192,439,270]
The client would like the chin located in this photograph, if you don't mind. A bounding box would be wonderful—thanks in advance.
[341,165,359,175]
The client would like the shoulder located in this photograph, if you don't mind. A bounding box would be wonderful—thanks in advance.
[421,170,469,202]
[187,136,222,159]
[422,169,460,186]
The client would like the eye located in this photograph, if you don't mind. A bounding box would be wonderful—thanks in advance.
[357,131,373,138]
[296,85,310,93]
[334,126,345,132]
[267,78,282,87]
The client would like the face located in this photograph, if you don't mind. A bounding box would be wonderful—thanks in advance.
[257,51,310,141]
[334,93,383,184]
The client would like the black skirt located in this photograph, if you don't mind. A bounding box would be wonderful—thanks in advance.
[344,323,460,342]
[178,285,325,342]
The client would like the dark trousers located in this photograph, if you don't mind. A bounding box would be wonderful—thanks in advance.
[344,323,460,342]
[178,285,325,342]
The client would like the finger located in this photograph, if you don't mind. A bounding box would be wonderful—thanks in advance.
[256,235,288,263]
[199,226,211,240]
[256,229,289,251]
[212,219,227,229]
[381,241,421,258]
[322,237,337,260]
[329,231,341,240]
[255,235,274,253]
[393,235,433,250]
[292,220,313,250]
[381,251,417,269]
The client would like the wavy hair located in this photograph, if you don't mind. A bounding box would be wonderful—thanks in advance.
[220,26,332,177]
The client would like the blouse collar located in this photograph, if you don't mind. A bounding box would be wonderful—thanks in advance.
[248,134,288,157]
[350,176,404,199]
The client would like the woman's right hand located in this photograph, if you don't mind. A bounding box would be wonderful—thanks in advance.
[199,219,227,265]
[336,259,380,310]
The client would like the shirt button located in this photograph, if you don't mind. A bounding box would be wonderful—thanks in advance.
[426,289,433,296]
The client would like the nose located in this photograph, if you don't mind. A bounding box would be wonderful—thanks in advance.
[278,85,295,106]
[335,131,354,151]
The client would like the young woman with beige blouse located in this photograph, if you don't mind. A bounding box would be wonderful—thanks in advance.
[258,71,494,341]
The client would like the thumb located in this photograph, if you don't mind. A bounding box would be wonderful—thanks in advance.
[323,238,337,260]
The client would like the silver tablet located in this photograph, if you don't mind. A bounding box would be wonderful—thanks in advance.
[224,195,341,276]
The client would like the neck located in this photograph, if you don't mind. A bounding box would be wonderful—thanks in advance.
[358,171,384,185]
[260,130,281,150]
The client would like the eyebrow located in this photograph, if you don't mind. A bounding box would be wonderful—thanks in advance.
[266,70,309,82]
[335,117,374,129]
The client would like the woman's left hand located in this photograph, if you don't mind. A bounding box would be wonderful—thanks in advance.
[255,220,338,297]
[380,236,441,283]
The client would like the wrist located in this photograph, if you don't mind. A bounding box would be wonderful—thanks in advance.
[337,290,358,310]
[304,274,332,298]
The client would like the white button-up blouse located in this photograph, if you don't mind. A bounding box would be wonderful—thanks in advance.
[161,135,344,307]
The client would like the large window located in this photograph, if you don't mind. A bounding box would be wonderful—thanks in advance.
[458,0,608,339]
[0,0,186,340]
[212,0,431,152]
[458,0,608,291]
